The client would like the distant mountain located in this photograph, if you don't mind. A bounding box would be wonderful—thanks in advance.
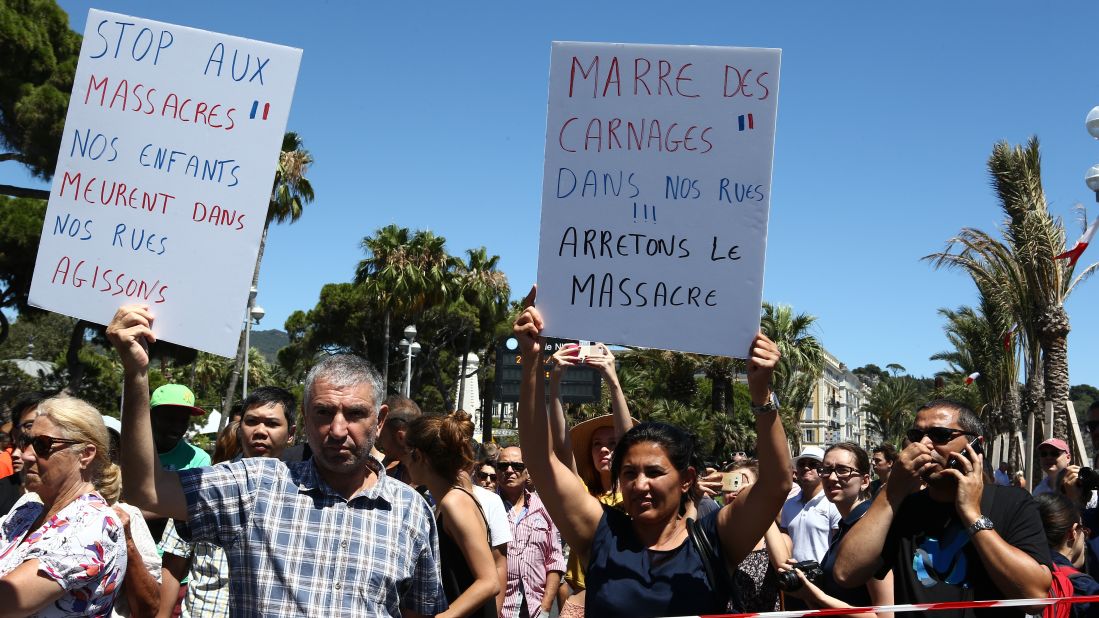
[250,329,289,365]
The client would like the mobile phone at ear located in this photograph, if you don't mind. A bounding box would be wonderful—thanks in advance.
[947,435,984,470]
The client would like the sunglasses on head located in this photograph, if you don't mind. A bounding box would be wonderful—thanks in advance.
[477,471,498,482]
[905,427,974,445]
[497,461,526,472]
[18,434,83,458]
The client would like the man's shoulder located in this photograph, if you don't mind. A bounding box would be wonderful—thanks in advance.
[376,474,432,516]
[985,483,1040,517]
[472,485,506,511]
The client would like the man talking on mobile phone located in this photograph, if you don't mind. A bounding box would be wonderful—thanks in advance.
[832,399,1052,618]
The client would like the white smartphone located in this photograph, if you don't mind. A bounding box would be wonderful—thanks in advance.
[577,340,592,361]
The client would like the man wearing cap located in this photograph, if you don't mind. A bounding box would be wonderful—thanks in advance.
[1033,438,1071,495]
[780,445,841,564]
[150,384,211,473]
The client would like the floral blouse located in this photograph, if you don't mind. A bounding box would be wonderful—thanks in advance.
[0,492,126,617]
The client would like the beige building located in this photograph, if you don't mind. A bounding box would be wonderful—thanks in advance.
[800,350,872,449]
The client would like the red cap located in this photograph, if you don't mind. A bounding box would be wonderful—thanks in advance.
[1039,438,1069,453]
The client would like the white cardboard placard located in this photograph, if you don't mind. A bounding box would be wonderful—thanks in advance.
[536,42,780,358]
[28,9,301,357]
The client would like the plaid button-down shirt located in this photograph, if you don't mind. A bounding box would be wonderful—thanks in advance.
[178,456,445,618]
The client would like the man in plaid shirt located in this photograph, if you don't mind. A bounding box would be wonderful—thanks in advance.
[109,305,446,618]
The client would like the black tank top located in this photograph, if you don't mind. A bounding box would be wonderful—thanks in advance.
[437,486,497,618]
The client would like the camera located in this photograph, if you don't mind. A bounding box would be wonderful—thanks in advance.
[777,560,824,592]
[1077,467,1099,491]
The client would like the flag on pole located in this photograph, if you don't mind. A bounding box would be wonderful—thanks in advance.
[1002,323,1018,350]
[965,372,980,385]
[1054,216,1099,267]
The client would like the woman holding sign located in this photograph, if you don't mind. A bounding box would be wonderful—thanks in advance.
[513,286,792,617]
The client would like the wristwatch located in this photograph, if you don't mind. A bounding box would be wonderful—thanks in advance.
[750,392,779,415]
[967,516,994,536]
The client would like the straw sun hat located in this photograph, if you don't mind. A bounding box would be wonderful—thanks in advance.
[569,414,639,492]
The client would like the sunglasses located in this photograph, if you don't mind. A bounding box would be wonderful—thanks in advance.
[18,434,83,458]
[796,459,820,470]
[497,461,526,473]
[905,427,974,445]
[818,465,861,479]
[1084,421,1099,433]
[1038,449,1065,458]
[477,471,498,482]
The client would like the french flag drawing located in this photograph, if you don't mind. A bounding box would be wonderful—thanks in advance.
[1054,216,1099,267]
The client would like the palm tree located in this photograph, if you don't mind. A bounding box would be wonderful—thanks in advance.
[863,375,920,448]
[988,138,1098,439]
[355,227,460,391]
[929,138,1099,441]
[930,299,1019,438]
[926,228,1032,434]
[454,247,510,416]
[760,302,825,452]
[222,132,314,419]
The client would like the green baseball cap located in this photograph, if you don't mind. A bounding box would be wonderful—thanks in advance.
[150,384,206,417]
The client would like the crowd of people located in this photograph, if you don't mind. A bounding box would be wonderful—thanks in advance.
[0,297,1097,617]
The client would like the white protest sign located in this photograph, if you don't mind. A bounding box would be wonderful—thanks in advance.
[28,9,301,357]
[536,42,780,358]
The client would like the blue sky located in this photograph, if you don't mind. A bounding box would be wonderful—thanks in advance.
[7,1,1099,385]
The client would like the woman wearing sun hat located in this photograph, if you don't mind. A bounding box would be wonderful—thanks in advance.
[546,342,635,618]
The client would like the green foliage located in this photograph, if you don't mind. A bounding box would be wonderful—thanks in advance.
[0,195,48,342]
[863,374,920,449]
[1072,384,1099,417]
[286,227,511,417]
[0,310,73,362]
[761,302,825,451]
[0,0,81,178]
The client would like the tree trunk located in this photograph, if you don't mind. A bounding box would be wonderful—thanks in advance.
[1039,306,1071,441]
[1022,352,1044,438]
[65,320,93,394]
[1002,376,1021,433]
[381,310,391,392]
[221,220,270,430]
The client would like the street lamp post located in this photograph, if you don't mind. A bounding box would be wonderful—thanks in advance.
[242,295,265,400]
[399,324,420,398]
[1087,106,1099,200]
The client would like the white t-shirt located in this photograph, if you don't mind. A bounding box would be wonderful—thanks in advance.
[779,487,841,563]
[473,484,513,548]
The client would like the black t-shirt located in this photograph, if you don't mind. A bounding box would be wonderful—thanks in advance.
[821,500,873,607]
[882,485,1051,618]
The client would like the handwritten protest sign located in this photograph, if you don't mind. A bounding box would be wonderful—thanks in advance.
[535,42,780,357]
[28,9,301,357]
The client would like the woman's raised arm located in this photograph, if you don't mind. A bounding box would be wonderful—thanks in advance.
[515,286,604,555]
[717,333,792,567]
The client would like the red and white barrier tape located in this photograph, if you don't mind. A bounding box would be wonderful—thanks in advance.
[663,594,1099,618]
